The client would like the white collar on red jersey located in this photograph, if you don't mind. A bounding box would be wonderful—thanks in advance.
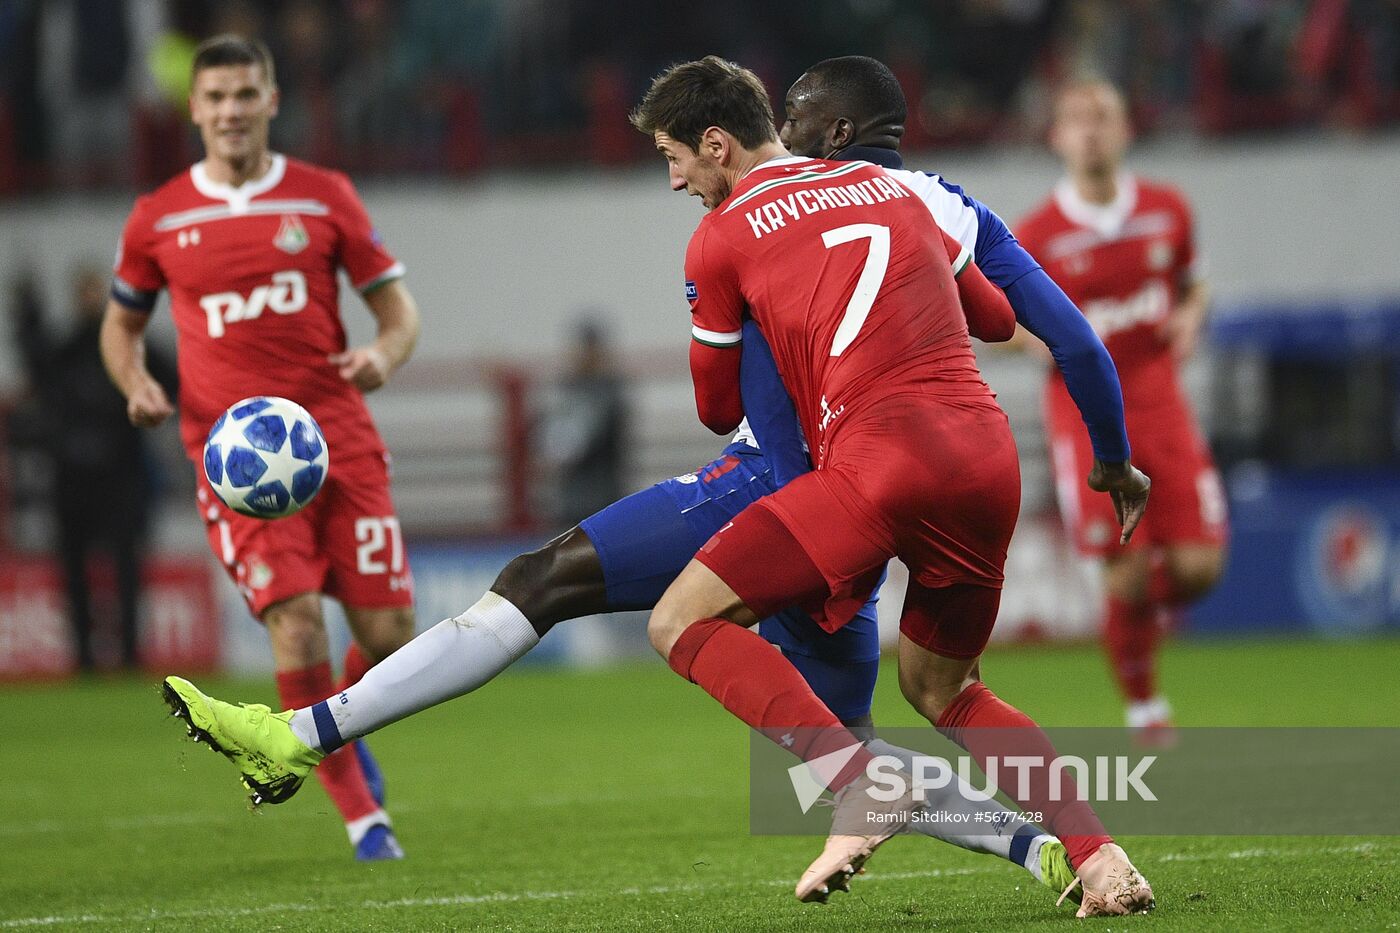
[1054,172,1138,238]
[190,153,287,213]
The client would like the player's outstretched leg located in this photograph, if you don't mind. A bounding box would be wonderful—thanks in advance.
[162,676,323,805]
[162,528,606,816]
[266,597,400,860]
[161,533,600,828]
[287,592,540,753]
[286,530,610,752]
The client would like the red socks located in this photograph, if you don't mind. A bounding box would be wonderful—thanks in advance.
[1103,554,1191,704]
[337,642,373,694]
[276,661,379,822]
[669,618,872,791]
[1104,595,1162,703]
[937,681,1112,869]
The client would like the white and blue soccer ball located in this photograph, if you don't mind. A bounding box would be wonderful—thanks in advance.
[203,396,329,518]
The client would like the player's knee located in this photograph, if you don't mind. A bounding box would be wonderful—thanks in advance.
[1104,553,1151,603]
[492,542,569,622]
[897,663,963,723]
[492,528,604,635]
[263,598,324,659]
[1167,547,1224,601]
[648,579,702,659]
[493,548,544,610]
[354,607,415,662]
[646,605,684,658]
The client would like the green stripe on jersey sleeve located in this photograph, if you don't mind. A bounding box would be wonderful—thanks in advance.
[357,262,407,294]
[691,325,742,348]
[951,246,973,277]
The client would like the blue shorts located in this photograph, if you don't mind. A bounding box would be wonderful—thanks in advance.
[579,443,881,721]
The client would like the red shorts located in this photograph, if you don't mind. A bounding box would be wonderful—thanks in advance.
[197,449,414,618]
[698,394,1021,636]
[1046,390,1228,557]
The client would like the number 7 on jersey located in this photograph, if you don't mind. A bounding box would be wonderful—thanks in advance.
[822,223,890,357]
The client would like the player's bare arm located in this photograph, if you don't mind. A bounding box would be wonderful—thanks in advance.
[99,298,174,427]
[332,278,421,392]
[1160,278,1211,361]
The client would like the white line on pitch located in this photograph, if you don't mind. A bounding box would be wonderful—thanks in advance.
[0,787,727,837]
[0,844,1390,928]
[0,868,990,928]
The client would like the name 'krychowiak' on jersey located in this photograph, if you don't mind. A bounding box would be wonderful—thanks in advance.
[685,156,995,466]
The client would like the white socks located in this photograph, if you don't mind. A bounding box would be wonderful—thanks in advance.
[1125,696,1172,730]
[865,737,1054,881]
[284,591,1061,884]
[290,592,540,752]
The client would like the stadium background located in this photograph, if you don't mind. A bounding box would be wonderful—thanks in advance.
[2,4,1400,931]
[3,0,1398,675]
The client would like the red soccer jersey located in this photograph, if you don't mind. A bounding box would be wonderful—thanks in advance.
[112,154,403,463]
[1015,174,1201,413]
[685,157,992,467]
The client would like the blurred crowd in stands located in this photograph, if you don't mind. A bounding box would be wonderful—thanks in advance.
[2,0,1399,195]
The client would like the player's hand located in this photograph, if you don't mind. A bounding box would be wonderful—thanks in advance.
[127,375,174,428]
[330,345,392,392]
[1086,459,1151,545]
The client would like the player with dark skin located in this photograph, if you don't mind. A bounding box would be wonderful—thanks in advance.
[157,60,1080,892]
[158,57,1140,909]
[636,55,1150,912]
[481,60,1023,733]
[778,59,1147,527]
[474,59,1151,701]
[771,58,1154,700]
[494,61,956,635]
[779,68,905,160]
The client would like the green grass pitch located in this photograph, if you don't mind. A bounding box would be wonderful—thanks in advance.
[3,636,1399,931]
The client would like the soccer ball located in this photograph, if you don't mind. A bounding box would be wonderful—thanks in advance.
[203,396,329,518]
